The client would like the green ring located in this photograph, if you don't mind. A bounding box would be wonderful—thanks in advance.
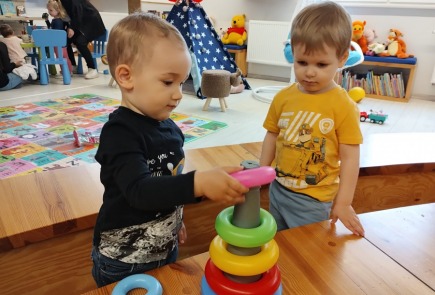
[215,206,277,248]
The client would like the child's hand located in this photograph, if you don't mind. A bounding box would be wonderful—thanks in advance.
[178,222,186,244]
[194,166,248,205]
[330,204,365,236]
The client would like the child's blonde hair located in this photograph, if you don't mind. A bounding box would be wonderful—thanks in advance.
[291,1,351,59]
[47,0,68,19]
[107,12,188,78]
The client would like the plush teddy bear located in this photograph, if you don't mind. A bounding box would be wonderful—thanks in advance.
[379,29,414,59]
[222,14,247,46]
[352,20,368,54]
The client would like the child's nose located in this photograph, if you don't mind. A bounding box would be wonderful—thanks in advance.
[173,86,183,100]
[305,66,316,77]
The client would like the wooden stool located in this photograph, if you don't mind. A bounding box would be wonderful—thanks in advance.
[226,45,248,76]
[201,70,232,112]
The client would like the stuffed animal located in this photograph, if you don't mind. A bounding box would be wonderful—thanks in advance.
[222,14,247,46]
[363,28,377,45]
[379,29,413,59]
[229,69,244,93]
[366,42,386,56]
[352,20,368,54]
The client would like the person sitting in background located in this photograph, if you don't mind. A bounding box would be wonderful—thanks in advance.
[59,0,106,79]
[0,24,27,65]
[43,0,73,75]
[0,42,23,91]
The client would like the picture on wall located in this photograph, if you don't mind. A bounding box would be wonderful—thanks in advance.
[16,5,26,16]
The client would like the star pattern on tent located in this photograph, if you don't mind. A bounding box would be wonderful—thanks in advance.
[167,2,236,75]
[166,1,250,98]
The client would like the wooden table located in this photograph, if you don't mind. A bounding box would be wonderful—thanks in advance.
[360,203,435,290]
[1,134,435,294]
[83,203,435,295]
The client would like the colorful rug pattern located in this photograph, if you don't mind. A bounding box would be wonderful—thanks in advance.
[0,94,227,179]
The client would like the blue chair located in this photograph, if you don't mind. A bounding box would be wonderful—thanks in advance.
[32,29,71,85]
[25,26,45,68]
[77,30,108,75]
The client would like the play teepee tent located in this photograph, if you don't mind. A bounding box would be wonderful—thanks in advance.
[166,0,250,98]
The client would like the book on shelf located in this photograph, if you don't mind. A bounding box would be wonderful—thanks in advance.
[0,0,16,16]
[335,69,405,98]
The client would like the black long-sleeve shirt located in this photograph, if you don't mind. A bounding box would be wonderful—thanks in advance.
[0,42,17,88]
[60,0,105,42]
[93,106,198,263]
[45,18,70,31]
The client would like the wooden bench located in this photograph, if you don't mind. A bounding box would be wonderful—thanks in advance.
[1,134,435,294]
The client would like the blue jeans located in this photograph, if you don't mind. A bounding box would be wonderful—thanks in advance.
[0,73,22,91]
[91,245,178,288]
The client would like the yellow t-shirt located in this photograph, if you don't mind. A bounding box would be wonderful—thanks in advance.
[263,83,363,202]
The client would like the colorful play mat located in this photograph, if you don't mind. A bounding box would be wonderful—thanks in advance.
[0,94,227,179]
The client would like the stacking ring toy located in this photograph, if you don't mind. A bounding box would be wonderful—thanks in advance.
[201,276,217,295]
[230,166,275,188]
[216,207,277,248]
[209,236,279,276]
[205,259,281,294]
[111,274,163,295]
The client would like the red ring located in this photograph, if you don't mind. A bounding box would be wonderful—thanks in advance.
[204,259,281,295]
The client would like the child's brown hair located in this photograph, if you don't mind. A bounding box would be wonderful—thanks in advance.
[0,24,14,38]
[107,12,187,79]
[291,1,352,59]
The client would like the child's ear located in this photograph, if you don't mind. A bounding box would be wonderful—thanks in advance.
[115,64,133,90]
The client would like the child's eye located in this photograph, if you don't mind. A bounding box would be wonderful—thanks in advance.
[317,63,328,68]
[297,61,307,66]
[163,81,173,86]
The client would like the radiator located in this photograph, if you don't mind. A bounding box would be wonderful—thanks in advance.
[247,20,292,67]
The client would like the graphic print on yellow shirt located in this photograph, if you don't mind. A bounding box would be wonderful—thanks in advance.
[275,112,331,189]
[264,84,363,202]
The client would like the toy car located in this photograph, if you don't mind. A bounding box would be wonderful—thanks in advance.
[360,110,388,124]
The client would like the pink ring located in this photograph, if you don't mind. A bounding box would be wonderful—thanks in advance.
[204,259,281,295]
[230,166,275,188]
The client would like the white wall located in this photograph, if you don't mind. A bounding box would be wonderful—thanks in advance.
[26,0,435,100]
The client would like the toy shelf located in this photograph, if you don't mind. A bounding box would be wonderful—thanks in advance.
[336,57,417,103]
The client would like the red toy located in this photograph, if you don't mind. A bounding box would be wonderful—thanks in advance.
[360,110,388,125]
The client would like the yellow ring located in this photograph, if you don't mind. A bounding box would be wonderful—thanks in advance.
[209,235,279,276]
